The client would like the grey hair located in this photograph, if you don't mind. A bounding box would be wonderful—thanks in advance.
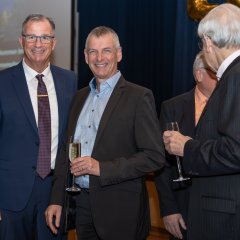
[193,51,208,79]
[85,26,121,49]
[198,3,240,49]
[22,14,55,35]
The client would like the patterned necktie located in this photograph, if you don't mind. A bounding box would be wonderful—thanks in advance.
[36,74,51,179]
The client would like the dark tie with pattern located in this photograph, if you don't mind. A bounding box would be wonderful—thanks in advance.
[36,74,51,179]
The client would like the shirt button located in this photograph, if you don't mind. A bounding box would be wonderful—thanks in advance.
[92,109,94,112]
[88,125,91,128]
[85,141,88,144]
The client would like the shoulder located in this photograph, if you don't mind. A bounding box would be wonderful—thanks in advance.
[50,64,76,77]
[161,89,194,107]
[74,86,89,97]
[0,63,23,86]
[119,77,153,96]
[0,63,22,76]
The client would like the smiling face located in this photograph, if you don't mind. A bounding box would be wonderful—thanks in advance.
[19,19,56,72]
[84,33,122,82]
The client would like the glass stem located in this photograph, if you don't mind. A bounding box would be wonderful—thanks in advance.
[72,175,75,186]
[176,156,183,177]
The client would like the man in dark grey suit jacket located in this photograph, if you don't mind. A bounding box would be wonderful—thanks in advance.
[155,51,217,240]
[163,4,240,240]
[46,26,165,240]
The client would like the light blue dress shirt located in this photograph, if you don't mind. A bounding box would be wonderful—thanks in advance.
[74,71,121,188]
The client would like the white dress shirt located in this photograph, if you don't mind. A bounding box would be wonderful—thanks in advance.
[22,59,59,169]
[216,50,240,80]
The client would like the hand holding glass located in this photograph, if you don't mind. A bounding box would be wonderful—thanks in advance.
[166,122,190,182]
[66,140,81,192]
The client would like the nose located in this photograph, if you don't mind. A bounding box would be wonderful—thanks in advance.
[96,52,103,61]
[34,37,43,46]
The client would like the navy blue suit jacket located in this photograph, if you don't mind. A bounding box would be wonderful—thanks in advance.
[0,62,77,211]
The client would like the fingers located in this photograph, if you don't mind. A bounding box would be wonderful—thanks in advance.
[55,209,61,228]
[71,158,89,174]
[172,223,183,239]
[179,216,187,230]
[71,157,100,176]
[165,220,182,239]
[163,214,184,239]
[162,131,188,156]
[45,205,62,235]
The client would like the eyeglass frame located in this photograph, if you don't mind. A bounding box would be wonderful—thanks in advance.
[198,34,211,50]
[198,40,203,50]
[22,34,55,44]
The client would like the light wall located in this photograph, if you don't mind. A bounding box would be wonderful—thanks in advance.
[0,0,72,70]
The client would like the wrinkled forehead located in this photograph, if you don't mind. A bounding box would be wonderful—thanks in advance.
[86,34,117,49]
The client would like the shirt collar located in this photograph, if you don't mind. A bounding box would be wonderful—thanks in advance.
[195,85,209,103]
[89,71,121,93]
[22,59,51,82]
[216,50,240,80]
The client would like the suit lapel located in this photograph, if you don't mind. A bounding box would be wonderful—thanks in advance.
[69,88,90,137]
[51,66,67,136]
[93,76,125,150]
[198,56,240,124]
[11,63,38,135]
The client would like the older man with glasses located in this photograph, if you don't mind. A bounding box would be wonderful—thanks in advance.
[163,3,240,240]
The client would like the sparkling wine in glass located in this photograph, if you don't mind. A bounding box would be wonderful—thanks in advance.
[166,121,190,182]
[66,139,81,192]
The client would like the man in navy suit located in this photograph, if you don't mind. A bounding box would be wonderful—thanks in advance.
[155,51,217,240]
[0,14,77,239]
[164,4,240,239]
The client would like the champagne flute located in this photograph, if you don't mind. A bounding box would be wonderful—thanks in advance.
[66,139,81,192]
[166,122,190,182]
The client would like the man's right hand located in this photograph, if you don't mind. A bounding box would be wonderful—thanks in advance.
[45,205,62,234]
[163,213,187,239]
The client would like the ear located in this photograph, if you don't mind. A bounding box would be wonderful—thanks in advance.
[117,47,122,62]
[52,39,57,50]
[195,69,203,83]
[205,37,213,53]
[84,49,89,64]
[19,36,23,48]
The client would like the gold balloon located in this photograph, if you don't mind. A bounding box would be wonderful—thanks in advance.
[187,0,240,21]
[228,0,240,7]
[187,0,218,21]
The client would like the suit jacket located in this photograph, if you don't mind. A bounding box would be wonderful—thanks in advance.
[50,76,166,240]
[183,56,240,239]
[155,89,194,240]
[0,62,77,212]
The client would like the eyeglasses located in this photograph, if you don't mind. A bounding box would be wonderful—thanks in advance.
[198,40,203,50]
[198,34,211,50]
[22,34,55,44]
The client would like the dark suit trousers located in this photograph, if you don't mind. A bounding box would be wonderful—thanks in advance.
[75,190,100,240]
[75,190,147,240]
[0,175,62,240]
